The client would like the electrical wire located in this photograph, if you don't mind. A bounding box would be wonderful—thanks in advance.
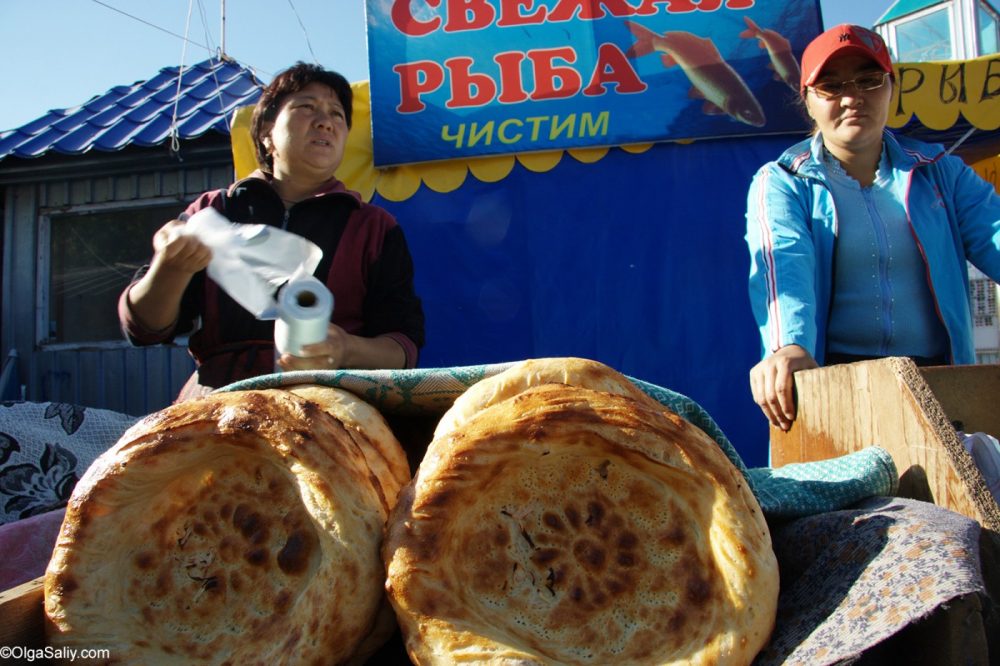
[89,0,210,52]
[195,0,230,119]
[169,0,197,156]
[286,0,319,64]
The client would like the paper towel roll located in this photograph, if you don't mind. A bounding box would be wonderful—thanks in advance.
[274,276,334,357]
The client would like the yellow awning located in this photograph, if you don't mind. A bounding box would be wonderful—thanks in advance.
[887,54,1000,132]
[232,55,1000,202]
[230,82,652,202]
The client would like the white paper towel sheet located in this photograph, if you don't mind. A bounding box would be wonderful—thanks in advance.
[180,207,323,319]
[274,275,334,357]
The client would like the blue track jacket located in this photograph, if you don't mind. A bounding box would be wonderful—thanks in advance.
[746,130,1000,365]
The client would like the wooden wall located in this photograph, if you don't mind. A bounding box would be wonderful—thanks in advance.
[1,147,233,416]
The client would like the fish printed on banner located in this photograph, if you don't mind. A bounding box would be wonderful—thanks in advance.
[624,21,766,128]
[739,16,801,91]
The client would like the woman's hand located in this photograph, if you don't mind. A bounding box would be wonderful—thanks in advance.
[749,345,818,431]
[125,218,211,333]
[276,324,409,371]
[149,219,212,277]
[276,323,352,371]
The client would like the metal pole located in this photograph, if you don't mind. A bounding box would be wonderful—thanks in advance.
[221,0,226,56]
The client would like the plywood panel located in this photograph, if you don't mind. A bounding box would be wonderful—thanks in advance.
[920,365,1000,437]
[771,357,1000,533]
[0,577,44,648]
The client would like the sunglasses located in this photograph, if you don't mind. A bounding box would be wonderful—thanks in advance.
[808,72,890,99]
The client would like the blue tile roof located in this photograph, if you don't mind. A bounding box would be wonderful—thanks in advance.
[0,57,263,161]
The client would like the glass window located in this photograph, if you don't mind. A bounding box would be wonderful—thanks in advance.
[970,278,999,328]
[895,7,953,61]
[47,204,178,344]
[976,351,999,365]
[978,3,999,55]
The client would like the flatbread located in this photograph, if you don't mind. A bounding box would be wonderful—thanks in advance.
[285,384,411,506]
[386,372,778,665]
[283,384,411,664]
[44,389,392,664]
[433,357,658,441]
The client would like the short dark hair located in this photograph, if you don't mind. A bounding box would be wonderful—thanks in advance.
[250,62,353,173]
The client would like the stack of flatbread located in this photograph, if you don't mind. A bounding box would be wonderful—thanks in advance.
[385,358,779,665]
[44,387,408,665]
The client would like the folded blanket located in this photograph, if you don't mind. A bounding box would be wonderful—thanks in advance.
[758,496,987,665]
[0,401,138,526]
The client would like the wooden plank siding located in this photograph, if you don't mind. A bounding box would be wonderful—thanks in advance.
[1,151,234,417]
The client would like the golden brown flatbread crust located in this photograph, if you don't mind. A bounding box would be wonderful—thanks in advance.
[44,389,393,664]
[285,384,410,506]
[386,363,778,666]
[433,357,659,441]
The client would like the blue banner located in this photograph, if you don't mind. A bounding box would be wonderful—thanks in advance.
[366,0,821,166]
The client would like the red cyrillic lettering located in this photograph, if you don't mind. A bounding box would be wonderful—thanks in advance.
[446,57,498,107]
[391,0,441,36]
[494,52,530,104]
[528,48,582,100]
[548,0,637,20]
[393,61,446,113]
[635,0,723,12]
[445,0,496,31]
[583,43,647,95]
[632,0,671,15]
[498,0,547,25]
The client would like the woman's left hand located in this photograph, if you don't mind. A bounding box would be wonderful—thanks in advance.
[276,324,351,371]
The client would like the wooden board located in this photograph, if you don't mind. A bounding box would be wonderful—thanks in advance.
[770,357,1000,619]
[770,357,1000,533]
[0,576,45,648]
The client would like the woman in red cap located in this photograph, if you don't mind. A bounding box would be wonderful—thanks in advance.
[745,24,1000,431]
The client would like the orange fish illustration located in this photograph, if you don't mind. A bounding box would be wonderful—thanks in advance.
[739,16,801,91]
[624,20,766,128]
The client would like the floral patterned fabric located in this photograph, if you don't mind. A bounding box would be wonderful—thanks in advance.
[756,496,986,665]
[0,401,138,525]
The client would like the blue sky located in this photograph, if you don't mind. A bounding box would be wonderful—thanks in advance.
[0,0,891,133]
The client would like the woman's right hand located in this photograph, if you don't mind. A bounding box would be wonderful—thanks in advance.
[124,218,212,333]
[150,219,212,276]
[749,344,818,431]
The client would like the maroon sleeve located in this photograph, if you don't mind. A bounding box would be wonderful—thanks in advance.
[118,190,226,346]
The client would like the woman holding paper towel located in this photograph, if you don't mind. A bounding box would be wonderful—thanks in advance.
[120,63,424,400]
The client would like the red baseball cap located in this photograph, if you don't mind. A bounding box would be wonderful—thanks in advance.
[800,24,894,94]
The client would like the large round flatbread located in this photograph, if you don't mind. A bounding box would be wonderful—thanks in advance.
[386,372,778,664]
[45,389,396,664]
[433,357,659,440]
[286,384,410,505]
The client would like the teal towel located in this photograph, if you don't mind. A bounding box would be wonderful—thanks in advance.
[748,447,899,517]
[222,364,897,517]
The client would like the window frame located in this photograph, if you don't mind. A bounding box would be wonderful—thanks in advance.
[974,0,1000,55]
[37,196,190,351]
[891,2,959,61]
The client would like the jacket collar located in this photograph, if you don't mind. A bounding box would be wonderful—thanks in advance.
[228,169,363,207]
[777,129,944,179]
